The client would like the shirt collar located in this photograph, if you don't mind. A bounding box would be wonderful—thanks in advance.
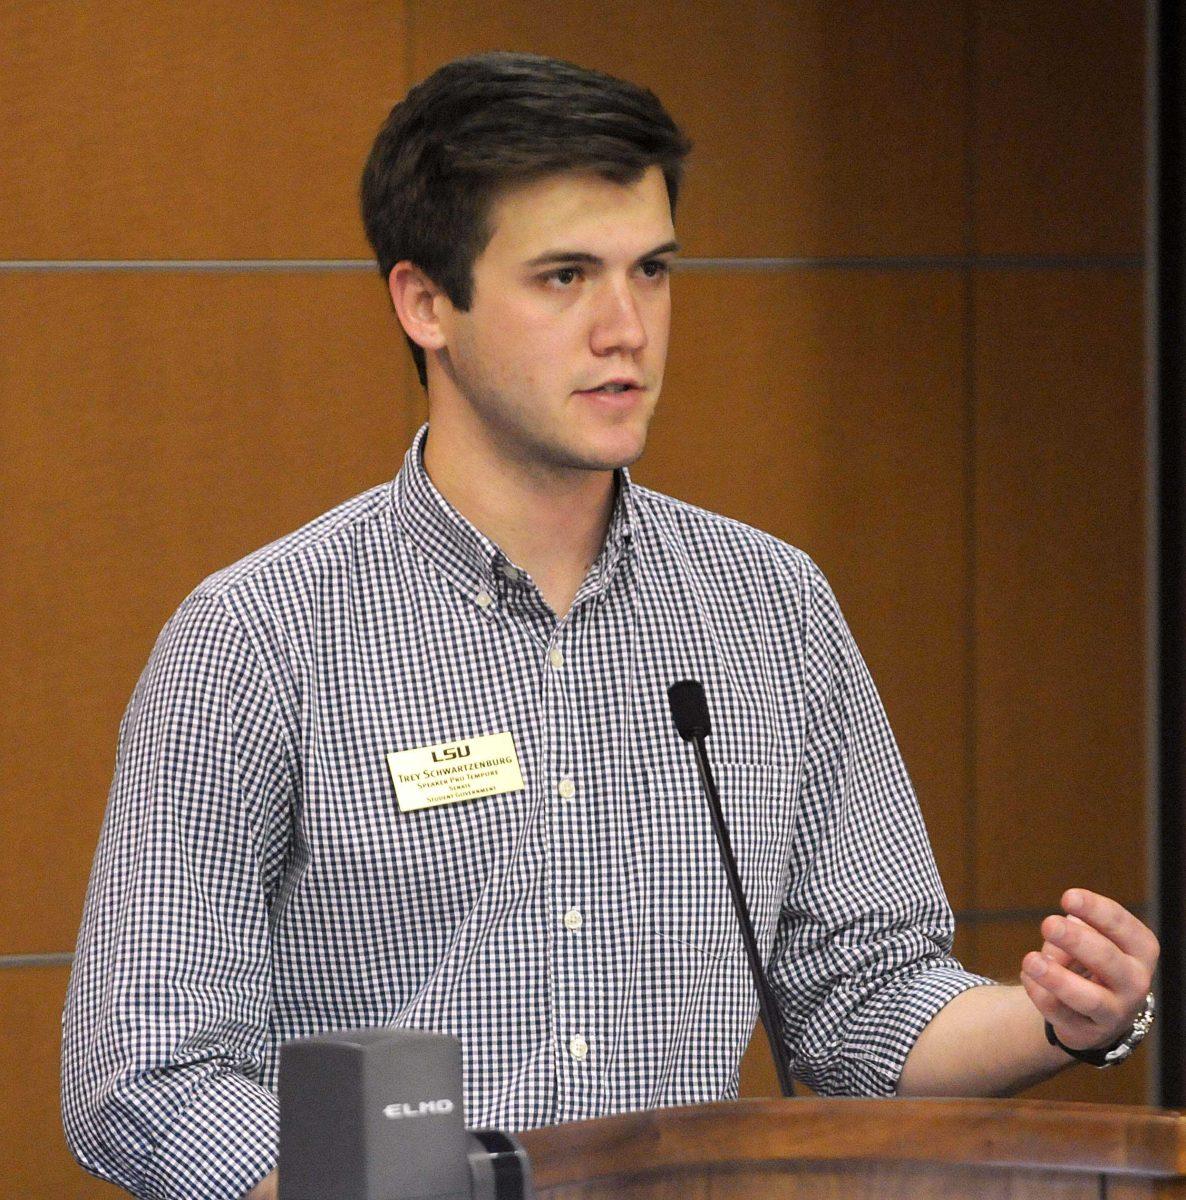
[389,424,635,608]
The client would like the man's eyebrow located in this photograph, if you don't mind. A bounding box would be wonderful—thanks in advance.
[524,240,682,268]
[642,240,681,260]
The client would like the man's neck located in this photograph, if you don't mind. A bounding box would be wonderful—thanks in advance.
[422,417,616,619]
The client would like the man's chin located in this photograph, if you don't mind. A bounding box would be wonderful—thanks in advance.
[560,432,648,473]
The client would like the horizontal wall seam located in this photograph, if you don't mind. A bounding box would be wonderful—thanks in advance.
[0,953,75,969]
[0,255,1145,273]
[954,902,1150,924]
[0,259,377,272]
[680,256,1144,271]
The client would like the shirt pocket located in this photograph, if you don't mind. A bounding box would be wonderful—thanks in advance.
[643,761,797,962]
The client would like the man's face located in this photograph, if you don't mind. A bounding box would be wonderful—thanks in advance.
[434,165,678,475]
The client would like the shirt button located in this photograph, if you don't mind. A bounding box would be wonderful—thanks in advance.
[475,591,493,609]
[557,778,576,799]
[563,908,583,931]
[569,1035,589,1061]
[548,647,564,669]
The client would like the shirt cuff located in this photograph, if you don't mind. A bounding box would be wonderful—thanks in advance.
[845,964,996,1096]
[141,1071,278,1200]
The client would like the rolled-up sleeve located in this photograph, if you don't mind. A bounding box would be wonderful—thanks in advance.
[772,561,992,1096]
[62,589,295,1200]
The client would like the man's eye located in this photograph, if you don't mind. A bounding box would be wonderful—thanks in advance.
[548,267,581,286]
[641,260,670,279]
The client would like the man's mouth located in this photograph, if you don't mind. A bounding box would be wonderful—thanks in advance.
[578,380,643,395]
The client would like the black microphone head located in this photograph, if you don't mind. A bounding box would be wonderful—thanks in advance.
[667,679,711,741]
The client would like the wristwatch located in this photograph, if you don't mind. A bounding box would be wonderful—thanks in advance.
[1045,992,1156,1068]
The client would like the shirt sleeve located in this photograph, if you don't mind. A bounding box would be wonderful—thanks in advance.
[770,559,993,1097]
[62,588,295,1200]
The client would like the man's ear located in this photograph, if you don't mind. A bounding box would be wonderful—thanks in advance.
[388,262,449,353]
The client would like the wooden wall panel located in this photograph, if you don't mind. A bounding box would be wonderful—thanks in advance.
[0,2,408,259]
[0,270,416,953]
[970,918,1150,1105]
[973,0,1145,256]
[0,966,125,1196]
[408,0,971,258]
[972,269,1146,914]
[640,269,972,910]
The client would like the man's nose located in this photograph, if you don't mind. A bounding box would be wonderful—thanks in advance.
[590,278,648,355]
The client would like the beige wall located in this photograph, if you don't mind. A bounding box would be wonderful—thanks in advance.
[0,2,1147,1193]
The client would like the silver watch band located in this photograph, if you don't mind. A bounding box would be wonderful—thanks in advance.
[1099,991,1157,1067]
[1045,992,1156,1069]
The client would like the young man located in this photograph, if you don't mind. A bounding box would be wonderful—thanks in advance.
[63,53,1158,1200]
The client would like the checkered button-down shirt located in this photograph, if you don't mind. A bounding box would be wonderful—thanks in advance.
[63,425,989,1200]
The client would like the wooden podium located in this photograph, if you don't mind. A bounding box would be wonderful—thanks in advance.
[518,1099,1186,1199]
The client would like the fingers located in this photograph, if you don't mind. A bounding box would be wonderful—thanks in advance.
[1019,969,1116,1052]
[1039,914,1132,992]
[1020,969,1080,1027]
[1021,890,1160,1051]
[1022,950,1115,1025]
[1061,889,1160,969]
[1039,939,1074,970]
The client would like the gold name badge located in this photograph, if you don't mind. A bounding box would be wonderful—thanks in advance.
[386,731,525,813]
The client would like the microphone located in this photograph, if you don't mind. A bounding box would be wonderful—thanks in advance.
[668,679,711,741]
[278,1027,532,1200]
[666,680,796,1099]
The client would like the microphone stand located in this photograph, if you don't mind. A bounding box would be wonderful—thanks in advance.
[686,734,796,1099]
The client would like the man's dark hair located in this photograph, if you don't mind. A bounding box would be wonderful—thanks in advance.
[360,52,692,387]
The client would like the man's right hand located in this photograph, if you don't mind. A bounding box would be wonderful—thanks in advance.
[244,1169,278,1200]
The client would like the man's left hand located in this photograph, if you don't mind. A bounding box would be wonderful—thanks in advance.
[1020,888,1159,1053]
